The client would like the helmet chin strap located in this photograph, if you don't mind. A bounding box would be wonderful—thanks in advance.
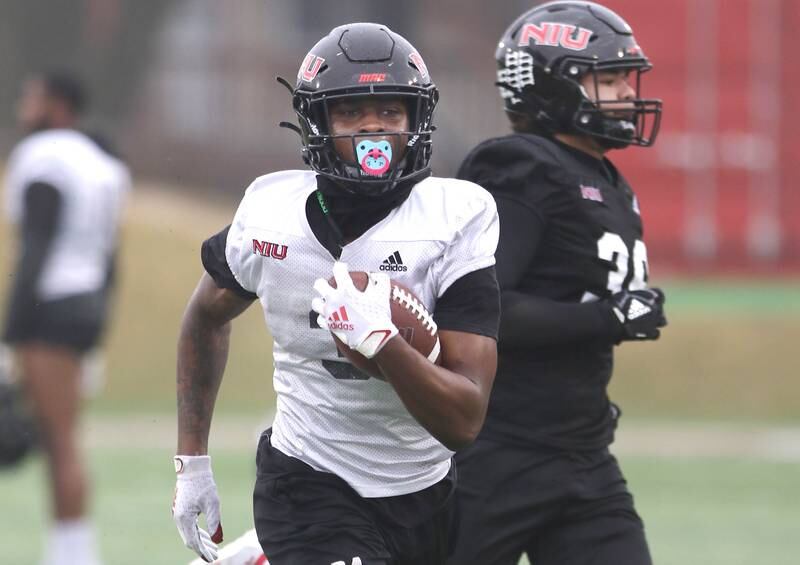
[570,97,637,149]
[597,123,635,149]
[586,114,636,149]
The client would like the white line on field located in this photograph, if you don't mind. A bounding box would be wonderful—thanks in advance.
[613,421,800,462]
[82,414,800,462]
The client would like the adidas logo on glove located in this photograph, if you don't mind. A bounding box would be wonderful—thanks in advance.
[327,306,355,331]
[626,298,652,320]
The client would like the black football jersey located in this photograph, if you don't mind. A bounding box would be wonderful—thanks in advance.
[458,133,650,450]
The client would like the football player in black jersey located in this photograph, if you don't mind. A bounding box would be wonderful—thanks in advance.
[447,3,666,565]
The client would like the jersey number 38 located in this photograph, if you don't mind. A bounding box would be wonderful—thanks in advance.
[597,232,649,293]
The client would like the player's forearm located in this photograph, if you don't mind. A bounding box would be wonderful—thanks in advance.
[375,337,488,450]
[3,243,47,334]
[3,184,61,334]
[176,307,232,455]
[499,290,617,349]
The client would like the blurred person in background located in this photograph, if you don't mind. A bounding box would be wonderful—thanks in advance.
[172,22,499,565]
[2,71,130,565]
[447,2,667,565]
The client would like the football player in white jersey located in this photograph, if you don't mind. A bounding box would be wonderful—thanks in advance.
[2,71,130,565]
[173,22,500,565]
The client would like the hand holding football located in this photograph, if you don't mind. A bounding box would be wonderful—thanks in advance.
[327,271,441,379]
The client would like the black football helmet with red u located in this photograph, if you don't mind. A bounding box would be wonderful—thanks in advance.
[280,22,438,198]
[496,1,662,148]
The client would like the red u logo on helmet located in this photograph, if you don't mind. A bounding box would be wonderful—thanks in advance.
[299,53,325,83]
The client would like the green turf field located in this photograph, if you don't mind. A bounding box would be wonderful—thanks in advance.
[1,185,799,564]
[2,445,798,565]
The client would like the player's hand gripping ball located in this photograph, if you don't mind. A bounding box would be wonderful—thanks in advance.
[312,262,441,379]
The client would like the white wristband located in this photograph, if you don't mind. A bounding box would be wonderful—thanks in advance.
[174,455,212,476]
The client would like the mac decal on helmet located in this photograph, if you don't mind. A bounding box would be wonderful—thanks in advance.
[496,1,662,148]
[279,22,439,197]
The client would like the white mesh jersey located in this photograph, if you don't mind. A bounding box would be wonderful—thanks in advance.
[4,129,130,300]
[226,169,498,497]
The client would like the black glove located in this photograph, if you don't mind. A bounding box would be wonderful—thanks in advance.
[608,288,667,342]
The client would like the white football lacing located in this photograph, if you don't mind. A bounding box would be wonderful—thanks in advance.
[391,286,438,336]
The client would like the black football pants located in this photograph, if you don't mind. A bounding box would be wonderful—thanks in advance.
[253,429,456,565]
[446,437,652,565]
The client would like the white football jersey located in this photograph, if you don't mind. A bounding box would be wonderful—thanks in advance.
[4,129,130,300]
[226,169,498,497]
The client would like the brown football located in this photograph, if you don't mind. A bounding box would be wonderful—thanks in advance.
[327,271,441,380]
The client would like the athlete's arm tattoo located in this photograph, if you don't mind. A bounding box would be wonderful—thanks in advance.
[176,274,253,455]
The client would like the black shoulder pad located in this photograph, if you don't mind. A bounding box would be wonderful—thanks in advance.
[457,134,565,196]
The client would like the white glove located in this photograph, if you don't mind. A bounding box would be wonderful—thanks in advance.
[172,455,223,563]
[312,261,398,359]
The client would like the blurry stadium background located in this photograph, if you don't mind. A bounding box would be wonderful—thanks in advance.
[1,1,798,564]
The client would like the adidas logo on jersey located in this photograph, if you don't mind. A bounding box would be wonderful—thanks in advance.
[380,251,407,272]
[328,306,354,331]
[627,298,652,320]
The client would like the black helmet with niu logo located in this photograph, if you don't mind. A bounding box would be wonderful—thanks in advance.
[496,1,662,148]
[280,23,438,197]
